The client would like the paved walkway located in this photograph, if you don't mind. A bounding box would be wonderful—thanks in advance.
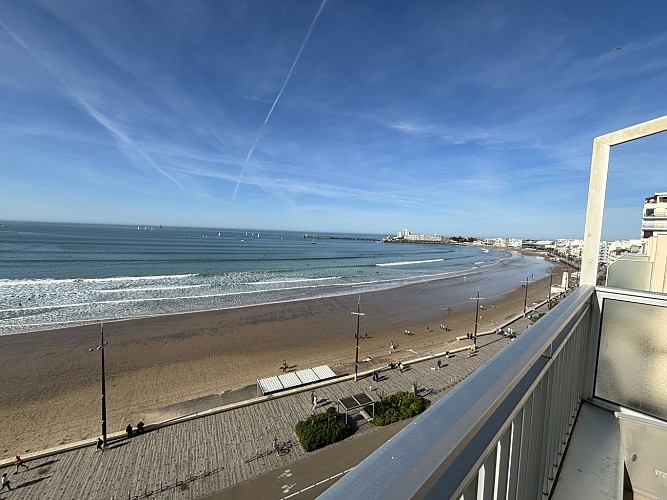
[0,307,545,500]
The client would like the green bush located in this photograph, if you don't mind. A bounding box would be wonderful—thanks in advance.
[367,391,430,426]
[295,407,353,452]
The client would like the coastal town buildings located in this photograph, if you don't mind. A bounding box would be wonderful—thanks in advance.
[482,237,523,248]
[553,238,584,261]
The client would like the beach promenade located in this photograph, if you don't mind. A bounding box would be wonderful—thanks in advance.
[0,307,543,500]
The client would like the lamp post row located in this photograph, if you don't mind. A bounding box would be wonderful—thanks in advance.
[91,272,559,440]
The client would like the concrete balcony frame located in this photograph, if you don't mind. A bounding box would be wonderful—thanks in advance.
[580,115,667,285]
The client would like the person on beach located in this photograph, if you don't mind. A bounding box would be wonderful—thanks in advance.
[126,423,133,437]
[389,341,395,353]
[15,455,28,472]
[281,360,288,373]
[1,473,11,491]
[96,437,105,452]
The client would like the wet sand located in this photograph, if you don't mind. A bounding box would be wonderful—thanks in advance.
[0,264,561,457]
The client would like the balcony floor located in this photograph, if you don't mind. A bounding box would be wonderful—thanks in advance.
[551,401,623,500]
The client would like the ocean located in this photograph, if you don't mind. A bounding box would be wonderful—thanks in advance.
[0,221,550,335]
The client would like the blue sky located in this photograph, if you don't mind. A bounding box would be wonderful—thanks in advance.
[1,1,666,240]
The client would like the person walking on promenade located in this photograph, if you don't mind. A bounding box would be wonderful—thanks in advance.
[15,455,29,472]
[95,437,105,452]
[1,473,11,491]
[311,393,318,412]
[126,423,133,437]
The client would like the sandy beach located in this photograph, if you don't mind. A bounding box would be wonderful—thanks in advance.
[0,264,562,457]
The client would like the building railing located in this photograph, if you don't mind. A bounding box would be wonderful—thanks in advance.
[321,286,595,499]
[641,219,667,228]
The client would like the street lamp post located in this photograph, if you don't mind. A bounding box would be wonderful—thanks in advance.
[522,276,533,316]
[89,324,109,446]
[351,297,365,381]
[548,269,556,307]
[469,286,485,343]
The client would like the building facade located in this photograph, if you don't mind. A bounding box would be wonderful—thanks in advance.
[641,191,667,238]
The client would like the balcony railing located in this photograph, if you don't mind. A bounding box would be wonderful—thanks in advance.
[642,219,667,229]
[322,286,667,500]
[321,286,595,499]
[322,285,667,499]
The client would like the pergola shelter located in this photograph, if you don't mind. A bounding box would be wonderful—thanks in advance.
[338,392,376,424]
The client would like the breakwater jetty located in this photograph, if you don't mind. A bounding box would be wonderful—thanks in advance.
[304,234,381,242]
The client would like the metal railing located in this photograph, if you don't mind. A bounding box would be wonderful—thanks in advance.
[320,286,595,499]
[641,219,667,228]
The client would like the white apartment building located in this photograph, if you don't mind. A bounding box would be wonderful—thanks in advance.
[482,237,524,248]
[394,229,444,243]
[641,192,667,238]
[598,241,610,265]
[553,239,584,260]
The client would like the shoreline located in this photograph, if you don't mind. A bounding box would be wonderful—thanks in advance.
[0,259,563,456]
[0,248,530,337]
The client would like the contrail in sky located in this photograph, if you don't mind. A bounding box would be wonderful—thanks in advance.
[0,16,184,190]
[232,0,328,202]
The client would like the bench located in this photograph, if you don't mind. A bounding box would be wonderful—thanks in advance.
[360,410,373,423]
